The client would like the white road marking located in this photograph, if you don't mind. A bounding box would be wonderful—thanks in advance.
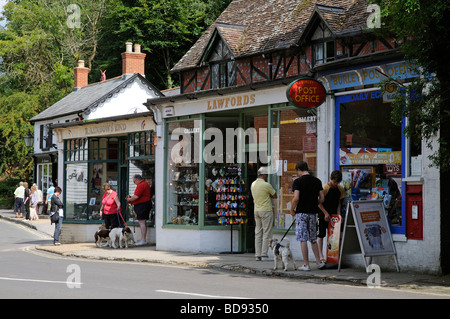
[155,289,249,299]
[0,276,83,286]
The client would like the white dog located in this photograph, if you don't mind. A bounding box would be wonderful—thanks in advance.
[119,226,135,248]
[269,238,297,271]
[108,227,135,249]
[108,228,121,249]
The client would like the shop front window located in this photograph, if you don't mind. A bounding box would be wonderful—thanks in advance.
[166,120,201,225]
[65,137,120,221]
[65,162,89,220]
[64,133,155,222]
[271,107,318,231]
[337,91,403,229]
[203,117,249,226]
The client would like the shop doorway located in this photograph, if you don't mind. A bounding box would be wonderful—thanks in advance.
[241,110,269,253]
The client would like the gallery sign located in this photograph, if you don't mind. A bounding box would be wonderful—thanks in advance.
[286,78,326,109]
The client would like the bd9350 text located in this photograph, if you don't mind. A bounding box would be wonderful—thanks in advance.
[224,303,269,314]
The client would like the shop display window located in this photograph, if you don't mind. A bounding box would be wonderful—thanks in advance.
[65,162,88,220]
[270,107,318,231]
[166,120,201,225]
[205,164,248,226]
[129,131,155,158]
[64,132,155,223]
[337,92,403,228]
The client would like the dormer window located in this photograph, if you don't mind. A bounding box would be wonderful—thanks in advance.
[208,37,236,89]
[312,21,335,66]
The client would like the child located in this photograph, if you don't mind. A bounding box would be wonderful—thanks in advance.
[318,170,345,264]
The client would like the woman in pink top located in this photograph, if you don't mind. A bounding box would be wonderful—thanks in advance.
[100,183,121,230]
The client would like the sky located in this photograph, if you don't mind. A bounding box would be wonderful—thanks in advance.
[0,0,7,28]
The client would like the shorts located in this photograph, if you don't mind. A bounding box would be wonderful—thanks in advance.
[134,201,152,220]
[317,215,328,239]
[295,213,317,243]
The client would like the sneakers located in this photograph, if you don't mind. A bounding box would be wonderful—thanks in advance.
[299,263,325,271]
[255,256,270,261]
[317,261,326,270]
[299,264,311,271]
[135,240,147,246]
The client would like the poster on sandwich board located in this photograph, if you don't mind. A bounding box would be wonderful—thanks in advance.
[339,200,399,272]
[326,214,341,264]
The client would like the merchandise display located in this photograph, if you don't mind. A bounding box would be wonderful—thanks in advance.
[169,164,199,224]
[207,165,248,225]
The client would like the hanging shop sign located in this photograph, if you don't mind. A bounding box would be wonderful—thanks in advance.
[286,78,326,109]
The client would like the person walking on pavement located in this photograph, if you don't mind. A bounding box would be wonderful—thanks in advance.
[14,181,25,218]
[251,166,277,261]
[50,186,64,245]
[289,161,326,271]
[34,183,44,215]
[317,170,345,264]
[126,174,152,246]
[45,182,55,214]
[29,184,39,221]
[23,182,30,220]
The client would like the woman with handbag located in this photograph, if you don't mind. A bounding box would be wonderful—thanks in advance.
[100,182,121,230]
[50,186,64,245]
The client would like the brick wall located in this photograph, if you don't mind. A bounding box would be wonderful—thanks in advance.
[121,52,146,75]
[180,36,396,94]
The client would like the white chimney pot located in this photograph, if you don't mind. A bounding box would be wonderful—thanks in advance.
[125,42,133,53]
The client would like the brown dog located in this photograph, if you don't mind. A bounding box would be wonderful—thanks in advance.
[94,224,111,247]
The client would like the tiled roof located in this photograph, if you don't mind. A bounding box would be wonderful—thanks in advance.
[30,74,162,122]
[172,0,370,72]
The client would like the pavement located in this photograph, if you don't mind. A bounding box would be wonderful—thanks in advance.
[2,209,450,295]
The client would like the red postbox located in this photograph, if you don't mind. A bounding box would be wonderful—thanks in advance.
[405,184,423,240]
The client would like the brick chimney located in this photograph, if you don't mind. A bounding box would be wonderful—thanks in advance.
[121,42,146,77]
[74,60,90,90]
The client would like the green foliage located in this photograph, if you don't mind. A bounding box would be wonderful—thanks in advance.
[0,0,232,180]
[0,177,21,208]
[371,0,450,171]
[94,0,232,89]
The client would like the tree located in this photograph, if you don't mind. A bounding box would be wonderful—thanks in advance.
[370,0,450,274]
[94,0,232,89]
[0,0,107,178]
[371,0,450,170]
[0,0,232,179]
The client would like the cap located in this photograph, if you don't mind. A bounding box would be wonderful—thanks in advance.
[257,166,269,175]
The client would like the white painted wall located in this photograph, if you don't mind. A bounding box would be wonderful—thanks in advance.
[87,80,156,120]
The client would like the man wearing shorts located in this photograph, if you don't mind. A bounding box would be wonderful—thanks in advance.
[289,161,326,271]
[127,174,152,246]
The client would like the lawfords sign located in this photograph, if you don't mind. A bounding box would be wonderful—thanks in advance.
[286,78,326,109]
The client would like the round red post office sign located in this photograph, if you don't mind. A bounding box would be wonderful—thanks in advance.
[286,78,327,109]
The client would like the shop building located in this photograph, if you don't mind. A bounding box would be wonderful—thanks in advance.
[146,0,442,273]
[30,43,162,243]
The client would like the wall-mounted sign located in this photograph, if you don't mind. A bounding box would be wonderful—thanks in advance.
[286,78,326,109]
[329,61,419,90]
[164,106,175,116]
